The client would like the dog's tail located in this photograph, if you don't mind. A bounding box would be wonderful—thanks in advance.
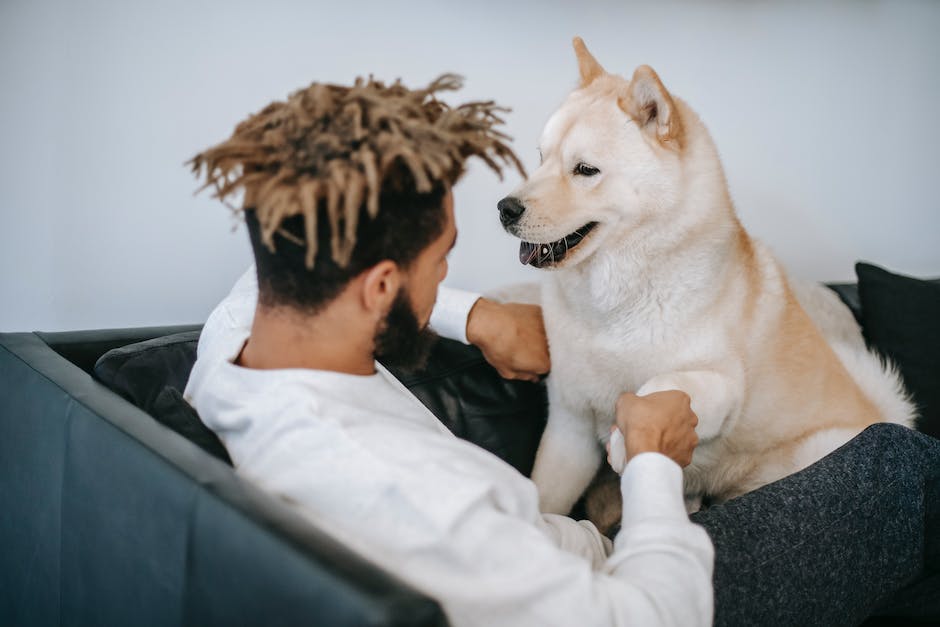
[792,279,917,428]
[828,342,917,428]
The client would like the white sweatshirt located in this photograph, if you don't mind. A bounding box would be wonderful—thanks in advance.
[184,268,714,627]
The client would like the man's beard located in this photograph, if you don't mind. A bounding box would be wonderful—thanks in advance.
[374,287,438,373]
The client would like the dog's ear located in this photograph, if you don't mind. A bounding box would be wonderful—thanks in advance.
[573,37,605,87]
[620,65,684,148]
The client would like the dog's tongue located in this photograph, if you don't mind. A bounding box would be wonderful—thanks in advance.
[520,240,559,267]
[519,241,539,265]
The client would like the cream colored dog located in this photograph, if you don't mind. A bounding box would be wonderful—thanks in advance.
[498,38,915,516]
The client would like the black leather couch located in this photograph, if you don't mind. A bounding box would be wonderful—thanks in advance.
[0,282,933,626]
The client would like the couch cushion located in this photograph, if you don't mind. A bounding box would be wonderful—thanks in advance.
[856,262,940,438]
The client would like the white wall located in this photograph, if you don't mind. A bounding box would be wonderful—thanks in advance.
[1,0,938,332]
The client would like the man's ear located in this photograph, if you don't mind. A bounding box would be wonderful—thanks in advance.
[361,260,401,317]
[618,65,684,149]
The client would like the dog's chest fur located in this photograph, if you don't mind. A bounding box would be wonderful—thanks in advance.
[540,252,732,438]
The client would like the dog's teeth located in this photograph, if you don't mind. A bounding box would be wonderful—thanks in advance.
[541,246,549,255]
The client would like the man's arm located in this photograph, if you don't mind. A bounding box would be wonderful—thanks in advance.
[269,421,712,627]
[532,452,714,626]
[466,297,550,381]
[387,385,710,625]
[381,450,711,626]
[531,389,711,624]
[430,286,550,381]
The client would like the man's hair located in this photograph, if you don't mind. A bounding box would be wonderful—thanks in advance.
[189,74,524,313]
[242,182,447,312]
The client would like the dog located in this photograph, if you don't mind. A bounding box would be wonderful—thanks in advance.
[497,37,916,522]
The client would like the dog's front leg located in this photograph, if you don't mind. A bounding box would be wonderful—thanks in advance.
[636,370,740,441]
[530,403,603,515]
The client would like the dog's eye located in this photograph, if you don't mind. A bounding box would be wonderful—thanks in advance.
[574,163,600,177]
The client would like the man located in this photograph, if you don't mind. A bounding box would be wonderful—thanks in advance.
[186,74,939,626]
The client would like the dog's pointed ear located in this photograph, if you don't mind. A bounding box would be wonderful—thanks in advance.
[573,37,605,87]
[619,65,684,148]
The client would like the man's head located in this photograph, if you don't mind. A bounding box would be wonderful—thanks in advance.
[191,74,520,369]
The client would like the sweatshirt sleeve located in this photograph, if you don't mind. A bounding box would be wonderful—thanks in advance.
[428,285,481,345]
[603,453,714,623]
[529,452,714,626]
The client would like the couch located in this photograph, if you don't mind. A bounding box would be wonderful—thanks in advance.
[1,268,936,626]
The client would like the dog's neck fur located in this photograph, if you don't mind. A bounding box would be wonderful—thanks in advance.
[552,98,745,325]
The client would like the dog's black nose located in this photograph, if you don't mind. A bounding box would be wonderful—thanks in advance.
[498,196,526,226]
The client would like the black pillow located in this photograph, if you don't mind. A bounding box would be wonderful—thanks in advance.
[94,330,201,410]
[151,386,233,464]
[93,330,233,464]
[856,262,940,439]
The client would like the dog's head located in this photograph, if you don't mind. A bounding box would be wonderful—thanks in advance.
[500,37,688,269]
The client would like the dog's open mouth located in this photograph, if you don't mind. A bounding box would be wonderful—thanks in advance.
[519,222,598,268]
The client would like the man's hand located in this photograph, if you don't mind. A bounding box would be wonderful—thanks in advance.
[610,391,699,468]
[466,298,550,382]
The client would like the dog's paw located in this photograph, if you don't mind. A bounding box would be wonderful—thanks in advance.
[606,427,627,474]
[636,369,739,442]
[636,374,686,398]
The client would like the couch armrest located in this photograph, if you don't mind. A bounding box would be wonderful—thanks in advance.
[0,331,447,627]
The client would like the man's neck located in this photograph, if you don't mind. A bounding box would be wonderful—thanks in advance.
[236,302,376,376]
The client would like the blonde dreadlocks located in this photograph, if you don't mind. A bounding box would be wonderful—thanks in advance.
[189,74,526,269]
